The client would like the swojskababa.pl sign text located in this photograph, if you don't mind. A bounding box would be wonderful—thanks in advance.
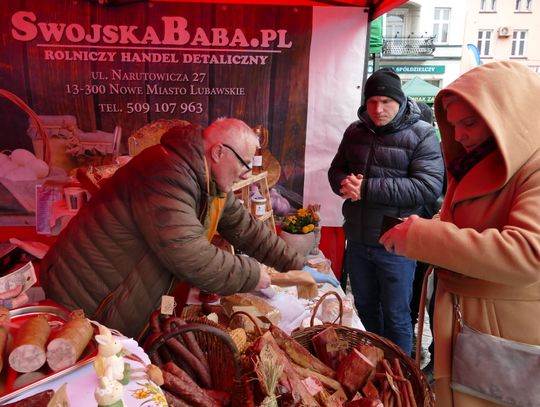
[10,11,293,51]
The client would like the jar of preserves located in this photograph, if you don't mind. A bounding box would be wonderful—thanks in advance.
[251,196,267,218]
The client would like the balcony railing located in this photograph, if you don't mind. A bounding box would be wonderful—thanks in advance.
[382,36,435,56]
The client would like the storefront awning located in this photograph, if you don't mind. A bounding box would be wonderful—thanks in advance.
[402,76,440,104]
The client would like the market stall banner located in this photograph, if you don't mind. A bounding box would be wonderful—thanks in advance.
[0,0,367,227]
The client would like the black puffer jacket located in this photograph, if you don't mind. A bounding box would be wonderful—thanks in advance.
[40,128,304,338]
[328,98,444,245]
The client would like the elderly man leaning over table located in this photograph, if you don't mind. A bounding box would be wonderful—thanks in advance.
[39,118,339,340]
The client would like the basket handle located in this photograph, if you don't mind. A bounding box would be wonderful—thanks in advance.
[310,291,343,326]
[228,310,264,336]
[0,89,50,165]
[148,322,243,381]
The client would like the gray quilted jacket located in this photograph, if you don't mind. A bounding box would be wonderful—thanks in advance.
[40,127,304,338]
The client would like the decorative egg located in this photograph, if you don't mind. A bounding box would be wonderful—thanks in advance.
[0,158,18,177]
[10,148,37,166]
[27,158,50,178]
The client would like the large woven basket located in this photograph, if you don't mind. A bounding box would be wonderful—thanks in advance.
[291,291,435,407]
[0,89,50,164]
[128,118,191,156]
[147,322,251,406]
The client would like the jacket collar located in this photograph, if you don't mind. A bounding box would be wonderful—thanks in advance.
[357,97,420,133]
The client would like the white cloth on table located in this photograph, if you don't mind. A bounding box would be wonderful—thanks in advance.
[6,338,166,406]
[186,280,365,336]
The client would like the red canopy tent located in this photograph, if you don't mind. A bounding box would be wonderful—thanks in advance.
[0,0,407,280]
[154,0,407,21]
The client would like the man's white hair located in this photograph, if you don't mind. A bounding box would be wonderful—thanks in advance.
[204,117,256,146]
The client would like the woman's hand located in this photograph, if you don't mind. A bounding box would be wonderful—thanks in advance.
[379,215,420,256]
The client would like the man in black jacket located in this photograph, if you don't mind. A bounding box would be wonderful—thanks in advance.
[328,68,444,354]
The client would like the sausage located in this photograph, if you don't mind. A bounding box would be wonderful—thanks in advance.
[145,314,173,368]
[163,389,191,407]
[169,348,198,383]
[164,317,211,383]
[392,358,415,407]
[143,331,166,366]
[163,317,211,377]
[345,398,384,407]
[149,309,163,334]
[206,389,231,406]
[159,342,198,383]
[0,306,10,373]
[9,315,51,373]
[162,363,219,407]
[2,389,54,406]
[46,317,94,371]
[146,322,198,382]
[150,332,197,381]
[149,350,163,367]
[165,334,212,388]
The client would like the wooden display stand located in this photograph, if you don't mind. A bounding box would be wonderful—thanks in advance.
[232,171,276,233]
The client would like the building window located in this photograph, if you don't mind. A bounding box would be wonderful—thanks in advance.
[515,0,532,11]
[477,30,492,56]
[386,9,407,37]
[480,0,497,11]
[511,30,527,56]
[433,8,450,43]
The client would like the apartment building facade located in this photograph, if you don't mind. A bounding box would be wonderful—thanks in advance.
[463,0,540,74]
[370,0,539,107]
[369,0,467,104]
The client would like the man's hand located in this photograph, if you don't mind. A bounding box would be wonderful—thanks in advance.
[303,266,340,287]
[339,174,363,202]
[379,214,419,256]
[254,268,271,290]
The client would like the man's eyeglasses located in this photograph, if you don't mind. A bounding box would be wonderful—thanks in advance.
[222,144,252,172]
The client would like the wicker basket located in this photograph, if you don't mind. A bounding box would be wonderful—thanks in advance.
[147,322,251,406]
[291,291,435,407]
[0,89,50,165]
[227,310,265,336]
[128,119,191,156]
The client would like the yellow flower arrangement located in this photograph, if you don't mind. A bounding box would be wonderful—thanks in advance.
[281,206,320,234]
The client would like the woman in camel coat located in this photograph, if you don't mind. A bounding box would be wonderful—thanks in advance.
[380,61,540,406]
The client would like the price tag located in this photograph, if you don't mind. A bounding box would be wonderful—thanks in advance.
[160,295,176,315]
